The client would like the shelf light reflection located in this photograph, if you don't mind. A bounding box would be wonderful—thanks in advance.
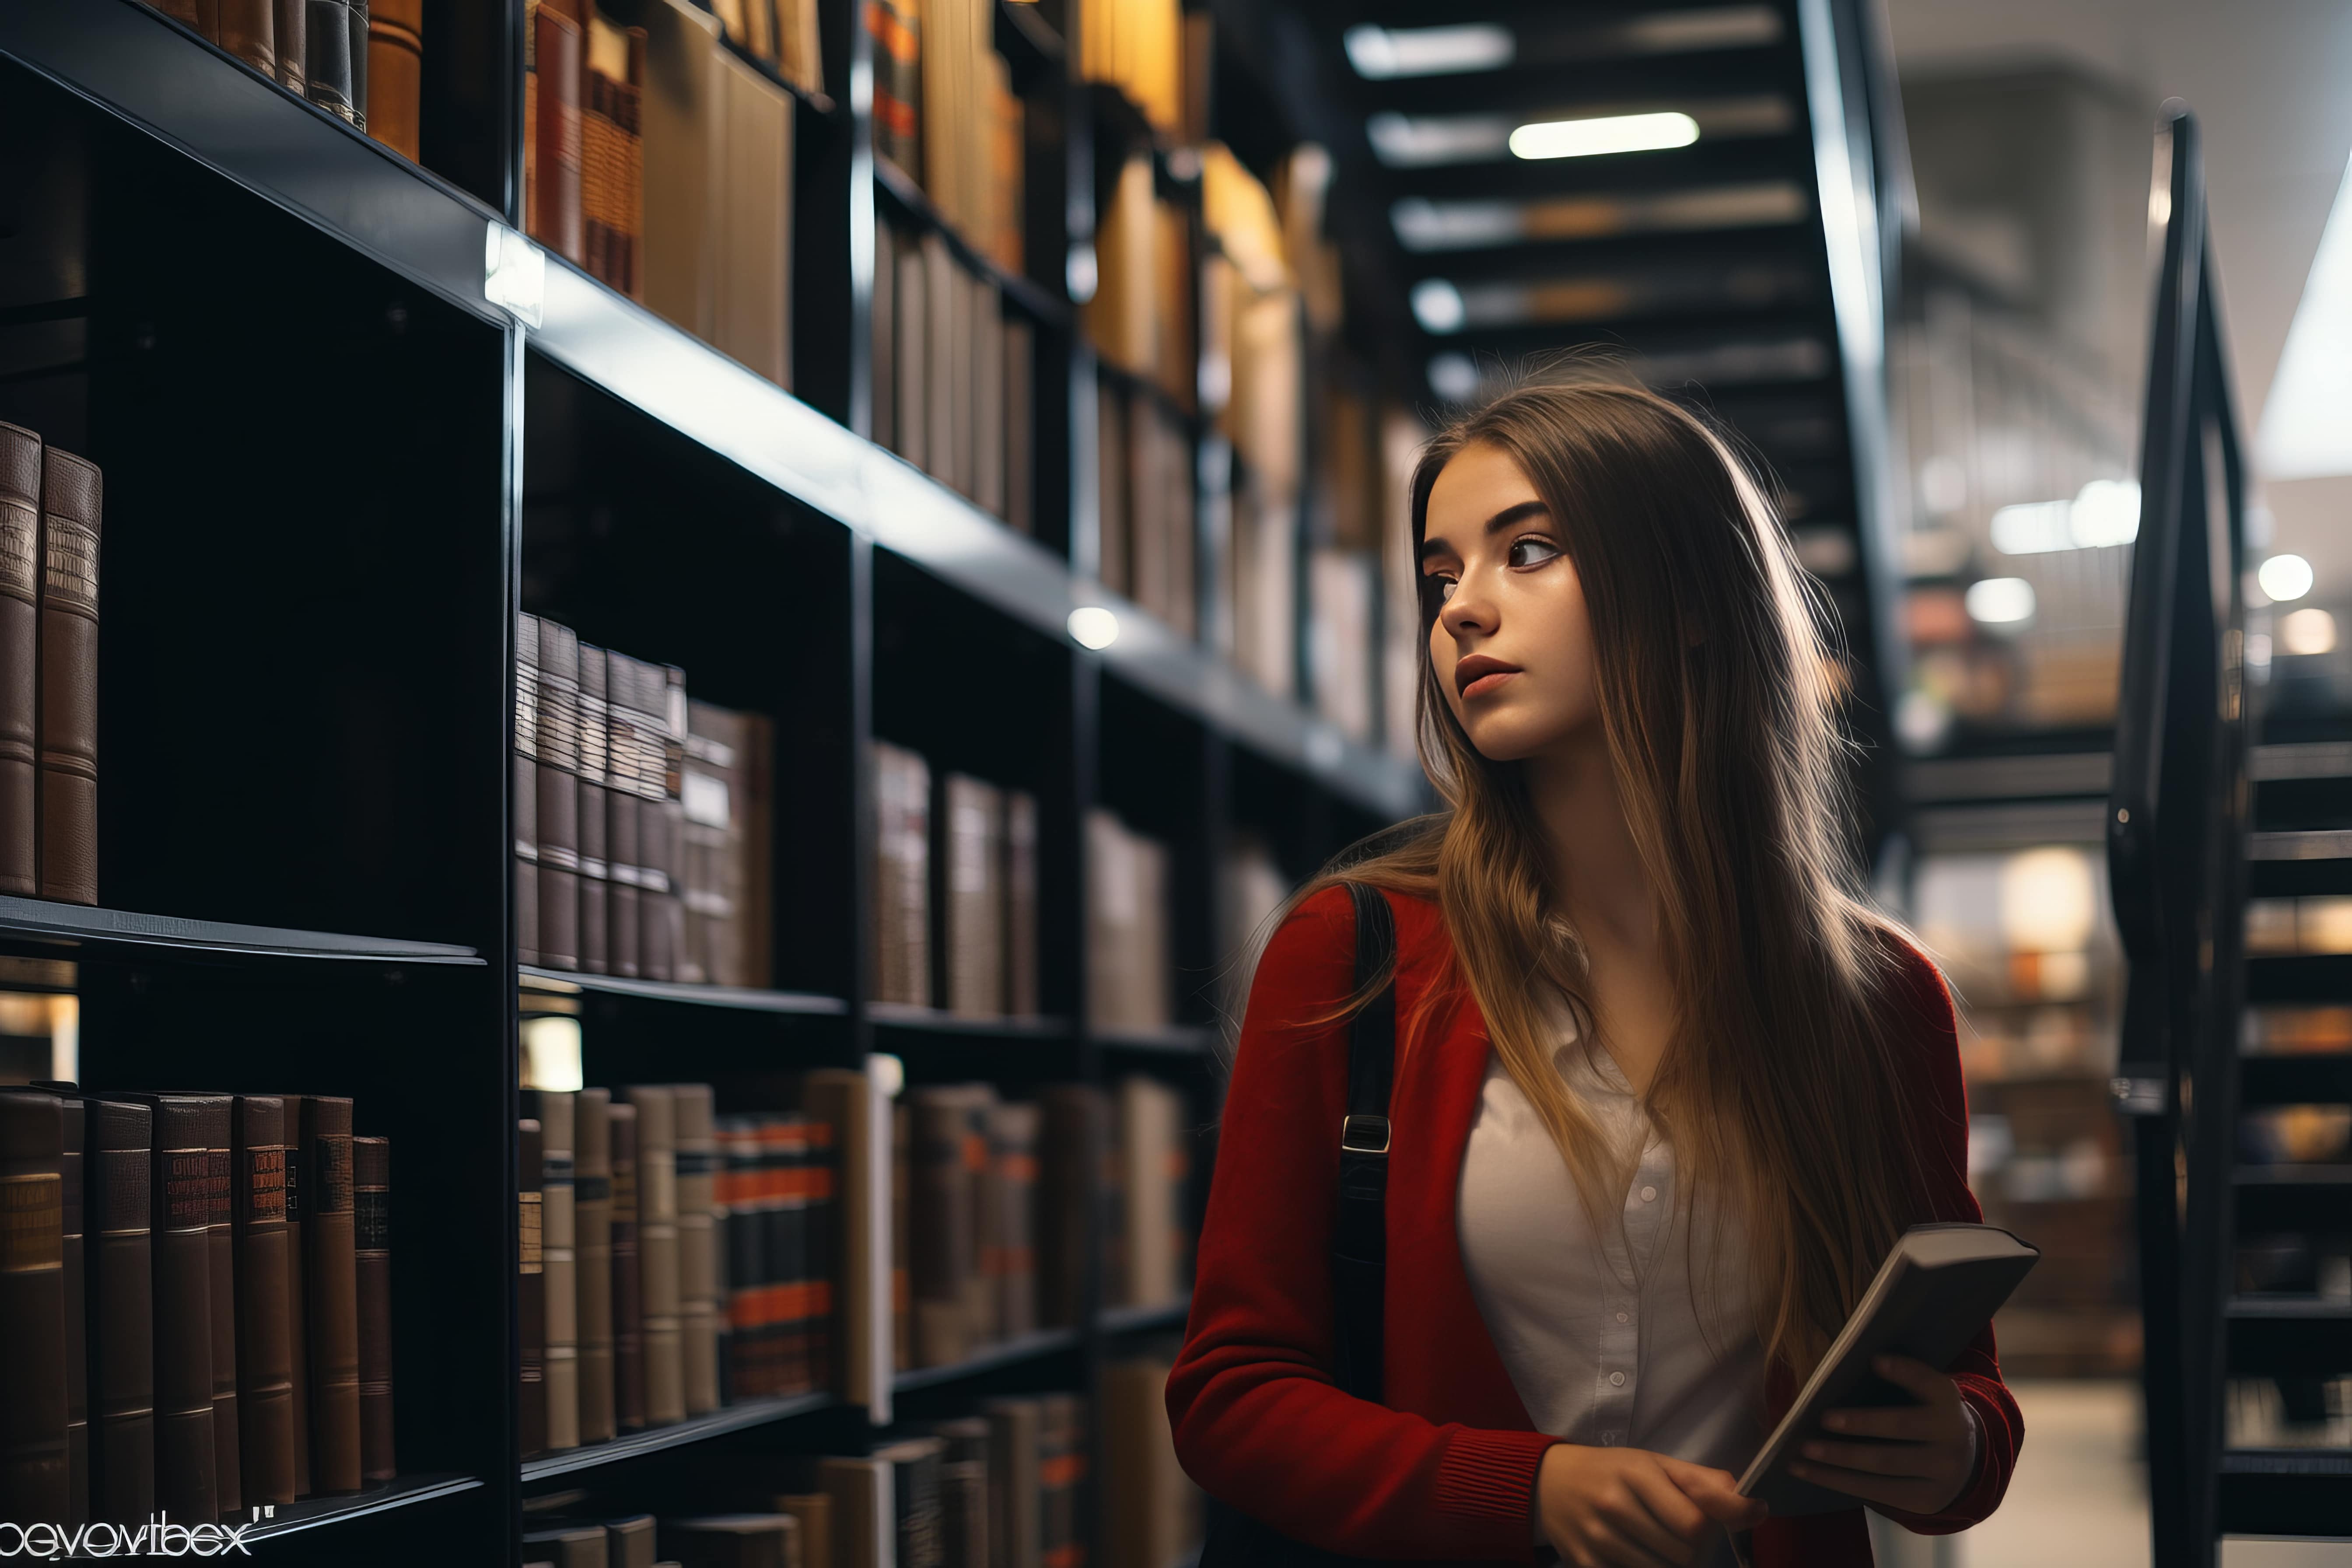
[1508,112,1699,161]
[1965,578,2036,626]
[1068,606,1120,649]
[2258,553,2315,602]
[1344,23,1515,80]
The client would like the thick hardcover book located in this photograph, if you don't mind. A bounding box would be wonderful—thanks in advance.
[939,774,1005,1018]
[871,742,931,1006]
[714,1116,759,1398]
[1738,1223,2040,1515]
[0,424,39,896]
[908,1089,976,1367]
[1038,1393,1085,1568]
[942,1458,987,1568]
[603,654,643,979]
[776,1495,831,1568]
[623,1088,683,1426]
[803,1111,836,1393]
[891,1101,911,1371]
[87,1099,154,1520]
[986,1099,1038,1339]
[353,1135,394,1481]
[364,0,422,159]
[1004,317,1033,535]
[981,1397,1042,1568]
[0,1093,67,1521]
[922,234,956,493]
[577,645,612,976]
[1114,1077,1184,1308]
[197,1099,242,1517]
[35,449,99,906]
[230,1096,296,1508]
[304,0,366,125]
[683,701,774,989]
[669,1084,720,1414]
[301,1096,361,1494]
[46,1096,86,1524]
[1038,1088,1105,1330]
[647,666,689,982]
[641,0,723,350]
[609,1102,644,1431]
[798,1068,882,1408]
[1106,1355,1194,1568]
[1004,791,1038,1016]
[128,1093,219,1522]
[895,239,928,470]
[880,1436,946,1568]
[519,1118,549,1459]
[278,1095,312,1497]
[536,621,584,972]
[872,222,897,454]
[218,0,278,74]
[584,21,648,298]
[603,1511,658,1568]
[664,1514,799,1568]
[534,5,587,261]
[524,1090,581,1452]
[523,1522,611,1568]
[515,614,542,967]
[820,1457,890,1568]
[713,49,793,389]
[274,0,307,93]
[772,1114,812,1394]
[574,1088,616,1443]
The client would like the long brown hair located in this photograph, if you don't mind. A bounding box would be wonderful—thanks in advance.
[1265,380,1929,1375]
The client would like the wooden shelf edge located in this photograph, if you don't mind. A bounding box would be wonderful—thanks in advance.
[521,1393,840,1483]
[521,966,850,1016]
[243,1474,485,1540]
[0,895,482,965]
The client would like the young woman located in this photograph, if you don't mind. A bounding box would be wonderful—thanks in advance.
[1166,383,2020,1568]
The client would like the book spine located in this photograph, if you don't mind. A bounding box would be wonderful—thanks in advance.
[49,1098,85,1526]
[353,1136,393,1482]
[515,614,542,967]
[302,1097,360,1495]
[604,655,640,976]
[0,424,40,896]
[576,645,611,976]
[149,1099,217,1522]
[670,1085,720,1416]
[536,621,582,971]
[805,1113,835,1396]
[0,1094,66,1522]
[626,1089,682,1427]
[529,1092,580,1452]
[717,1118,756,1399]
[573,1088,615,1443]
[608,1103,644,1432]
[274,0,308,91]
[88,1100,153,1521]
[892,1101,911,1372]
[35,450,99,907]
[533,7,587,262]
[583,66,620,290]
[518,1120,548,1460]
[644,665,687,982]
[364,0,423,160]
[200,1102,242,1518]
[304,0,362,123]
[279,1096,311,1497]
[231,1098,295,1508]
[219,0,277,74]
[620,31,646,301]
[775,1115,809,1395]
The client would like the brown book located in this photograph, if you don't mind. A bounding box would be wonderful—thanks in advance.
[353,1135,394,1481]
[516,614,542,967]
[1038,1087,1105,1330]
[87,1099,153,1520]
[623,1088,682,1426]
[668,1084,720,1414]
[1038,1394,1085,1568]
[895,238,928,470]
[604,1512,658,1568]
[798,1068,882,1409]
[35,1093,88,1526]
[219,0,277,74]
[35,449,98,906]
[1105,1354,1197,1568]
[127,1094,219,1522]
[1004,318,1033,536]
[519,1119,549,1459]
[302,1096,360,1494]
[584,20,644,296]
[713,49,792,389]
[574,1088,616,1443]
[278,1095,312,1497]
[641,0,723,347]
[645,666,688,981]
[525,1090,581,1451]
[1003,792,1039,1017]
[0,1093,67,1522]
[577,645,612,977]
[774,1494,830,1568]
[534,5,587,262]
[365,0,423,159]
[1113,1077,1183,1309]
[880,1437,945,1568]
[820,1457,891,1568]
[609,1102,644,1431]
[942,1458,987,1568]
[198,1100,242,1518]
[682,702,773,988]
[0,425,39,896]
[304,0,367,126]
[536,620,583,971]
[525,1523,612,1568]
[872,221,897,454]
[890,1099,912,1371]
[906,1088,974,1368]
[231,1096,296,1507]
[987,1100,1039,1339]
[1097,383,1128,595]
[604,653,643,979]
[922,233,956,491]
[981,1397,1042,1568]
[665,1515,799,1568]
[871,742,930,1006]
[275,0,308,94]
[938,774,1004,1018]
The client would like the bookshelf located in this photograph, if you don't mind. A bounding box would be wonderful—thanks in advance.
[0,0,1413,1561]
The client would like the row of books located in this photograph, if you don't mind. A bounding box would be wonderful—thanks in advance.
[1085,812,1175,1035]
[1096,382,1197,639]
[1087,154,1196,413]
[1077,0,1197,142]
[870,0,1025,277]
[517,616,775,988]
[520,1394,1091,1568]
[138,0,419,158]
[0,1088,391,1525]
[873,222,1038,535]
[871,744,1042,1017]
[0,424,100,908]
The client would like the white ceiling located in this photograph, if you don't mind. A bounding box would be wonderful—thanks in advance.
[1883,0,2352,603]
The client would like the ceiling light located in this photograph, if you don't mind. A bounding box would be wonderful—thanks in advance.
[1965,577,2036,625]
[2281,607,2338,657]
[1344,22,1515,79]
[2258,553,2315,602]
[2260,145,2352,477]
[1411,279,1467,334]
[1427,353,1480,402]
[1989,479,2141,555]
[1509,112,1699,161]
[1067,606,1119,649]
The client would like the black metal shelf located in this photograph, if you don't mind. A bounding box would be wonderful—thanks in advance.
[519,967,849,1017]
[2218,1450,2352,1536]
[873,154,1072,329]
[2234,1166,2352,1235]
[869,1003,1075,1041]
[242,1474,487,1542]
[2247,955,2352,1006]
[0,895,482,967]
[2240,1052,2352,1109]
[1099,1297,1190,1335]
[890,1327,1083,1393]
[2224,1297,2352,1377]
[519,1393,840,1484]
[1096,1023,1216,1057]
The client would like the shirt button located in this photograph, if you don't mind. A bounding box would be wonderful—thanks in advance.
[1640,1186,1658,1203]
[1601,1432,1620,1446]
[1610,1371,1626,1387]
[1616,1311,1630,1324]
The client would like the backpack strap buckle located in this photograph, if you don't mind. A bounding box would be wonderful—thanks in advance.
[1340,1114,1391,1155]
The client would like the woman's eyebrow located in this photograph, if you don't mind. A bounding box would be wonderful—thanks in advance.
[1421,499,1550,562]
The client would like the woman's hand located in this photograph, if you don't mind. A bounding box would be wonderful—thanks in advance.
[1786,1354,1980,1516]
[1531,1443,1769,1567]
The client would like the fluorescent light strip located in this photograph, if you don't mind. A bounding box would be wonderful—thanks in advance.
[1343,23,1514,80]
[1344,8,1780,80]
[1512,112,1700,160]
[1367,96,1791,169]
[2258,147,2352,478]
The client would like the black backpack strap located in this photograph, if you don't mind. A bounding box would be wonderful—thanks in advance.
[1330,882,1396,1404]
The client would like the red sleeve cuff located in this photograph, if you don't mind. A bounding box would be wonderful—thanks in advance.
[1433,1428,1562,1550]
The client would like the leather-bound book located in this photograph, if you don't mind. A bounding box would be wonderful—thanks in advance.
[980,1397,1042,1568]
[988,1101,1038,1339]
[0,1093,67,1521]
[668,1084,719,1415]
[524,1522,611,1568]
[0,424,39,896]
[819,1457,889,1568]
[301,1096,360,1494]
[364,0,422,159]
[712,50,792,389]
[775,1495,830,1568]
[35,449,100,907]
[576,646,611,976]
[1037,1394,1085,1568]
[230,1096,296,1508]
[534,5,587,263]
[891,1100,911,1370]
[907,1088,975,1368]
[524,1090,580,1451]
[304,0,365,125]
[665,1514,800,1568]
[516,616,542,969]
[278,1095,312,1497]
[802,1111,835,1394]
[196,1099,242,1517]
[518,1118,548,1459]
[574,1088,616,1443]
[645,665,689,982]
[878,1437,945,1568]
[603,1512,658,1568]
[353,1135,393,1482]
[602,654,641,979]
[1004,318,1033,535]
[274,0,307,93]
[130,1093,219,1522]
[1038,1088,1105,1330]
[1004,792,1039,1017]
[87,1099,154,1521]
[219,0,277,74]
[536,621,582,971]
[47,1095,88,1525]
[940,774,1004,1018]
[714,1116,757,1397]
[942,1457,987,1568]
[608,1102,643,1431]
[622,1088,682,1426]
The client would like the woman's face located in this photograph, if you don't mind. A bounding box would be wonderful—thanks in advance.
[1421,442,1600,762]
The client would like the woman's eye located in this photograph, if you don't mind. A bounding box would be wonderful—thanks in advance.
[1425,574,1456,602]
[1508,536,1561,569]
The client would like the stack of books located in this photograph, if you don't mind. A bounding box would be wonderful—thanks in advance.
[0,1088,395,1526]
[0,423,102,909]
[869,743,1041,1018]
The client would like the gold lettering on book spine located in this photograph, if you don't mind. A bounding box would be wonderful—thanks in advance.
[0,1171,62,1270]
[520,1190,543,1272]
[42,518,97,613]
[245,1148,287,1225]
[0,499,35,598]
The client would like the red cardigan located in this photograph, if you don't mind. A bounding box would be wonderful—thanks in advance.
[1166,886,2021,1565]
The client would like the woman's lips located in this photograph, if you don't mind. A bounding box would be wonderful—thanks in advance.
[1454,655,1523,699]
[1462,670,1518,700]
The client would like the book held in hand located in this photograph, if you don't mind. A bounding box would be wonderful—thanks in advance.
[1736,1222,2038,1516]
